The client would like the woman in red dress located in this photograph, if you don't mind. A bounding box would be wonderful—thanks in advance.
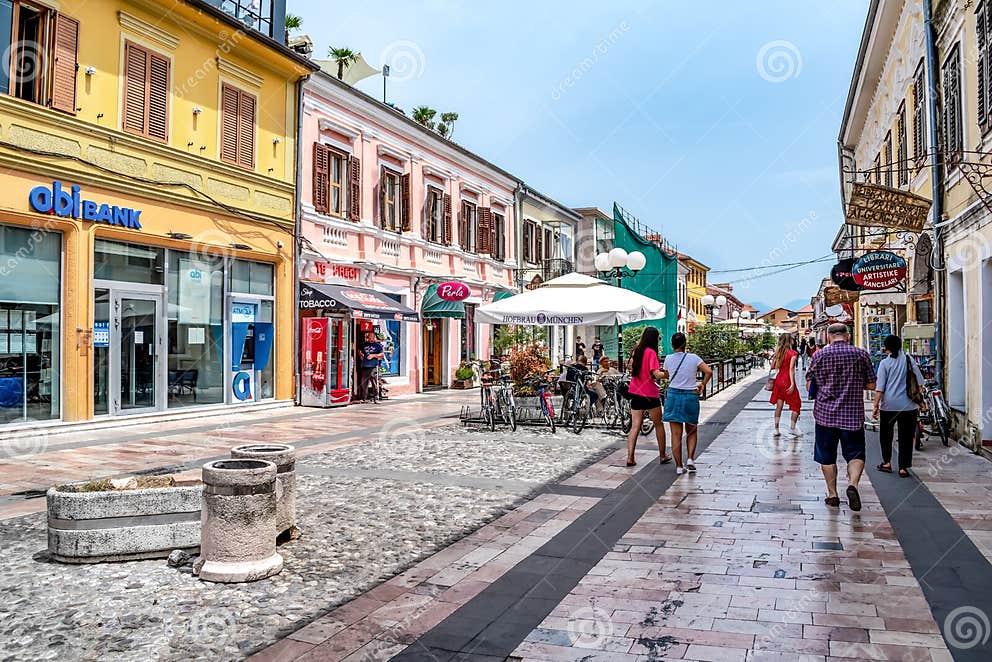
[770,333,802,437]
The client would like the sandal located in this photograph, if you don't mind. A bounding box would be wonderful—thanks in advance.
[876,463,892,473]
[626,460,637,467]
[825,496,840,507]
[846,485,862,512]
[898,469,910,478]
[658,456,673,465]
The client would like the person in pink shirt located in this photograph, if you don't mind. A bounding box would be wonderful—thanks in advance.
[625,327,672,467]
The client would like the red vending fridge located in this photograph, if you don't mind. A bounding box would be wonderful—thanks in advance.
[301,316,352,407]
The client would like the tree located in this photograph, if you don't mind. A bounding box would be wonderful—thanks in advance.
[439,112,459,139]
[687,324,746,361]
[328,47,358,80]
[412,106,437,130]
[284,14,303,45]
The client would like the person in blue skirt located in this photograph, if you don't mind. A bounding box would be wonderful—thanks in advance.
[663,332,712,475]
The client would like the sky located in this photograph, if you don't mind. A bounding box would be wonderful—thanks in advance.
[288,0,870,311]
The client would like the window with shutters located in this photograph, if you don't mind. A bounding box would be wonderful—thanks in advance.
[492,212,506,261]
[379,168,400,231]
[543,227,554,260]
[425,187,443,243]
[883,132,893,187]
[122,42,170,142]
[312,144,346,216]
[522,220,539,264]
[1,2,77,113]
[219,83,255,169]
[942,45,964,170]
[913,60,927,170]
[459,200,477,252]
[897,102,908,187]
[978,2,992,132]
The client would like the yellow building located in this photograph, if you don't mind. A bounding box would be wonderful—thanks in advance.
[0,0,315,427]
[678,254,709,327]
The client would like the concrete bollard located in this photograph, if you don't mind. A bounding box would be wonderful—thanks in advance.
[230,444,296,539]
[198,459,283,583]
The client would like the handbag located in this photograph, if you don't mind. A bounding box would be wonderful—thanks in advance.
[905,355,925,406]
[764,368,778,392]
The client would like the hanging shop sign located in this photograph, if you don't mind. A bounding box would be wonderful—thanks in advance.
[28,181,143,230]
[845,182,930,232]
[824,287,860,306]
[852,251,907,291]
[436,281,470,302]
[830,258,862,292]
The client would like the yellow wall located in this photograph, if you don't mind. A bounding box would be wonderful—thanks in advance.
[682,258,709,323]
[0,0,310,423]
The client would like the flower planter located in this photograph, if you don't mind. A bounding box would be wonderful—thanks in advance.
[450,380,476,390]
[230,444,296,539]
[47,479,201,564]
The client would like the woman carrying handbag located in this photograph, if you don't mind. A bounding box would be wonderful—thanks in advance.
[872,335,926,477]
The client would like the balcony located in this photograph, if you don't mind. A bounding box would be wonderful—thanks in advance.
[513,258,573,288]
[202,0,283,41]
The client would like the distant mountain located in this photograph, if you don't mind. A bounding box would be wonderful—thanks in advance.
[782,298,811,312]
[749,301,772,315]
[748,299,808,315]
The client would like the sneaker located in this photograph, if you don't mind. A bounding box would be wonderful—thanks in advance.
[773,429,781,438]
[686,459,697,472]
[788,427,803,437]
[675,467,685,476]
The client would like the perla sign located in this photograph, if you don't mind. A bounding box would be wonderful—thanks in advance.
[29,181,143,230]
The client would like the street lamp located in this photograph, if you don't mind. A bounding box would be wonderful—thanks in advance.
[595,248,646,370]
[701,294,726,323]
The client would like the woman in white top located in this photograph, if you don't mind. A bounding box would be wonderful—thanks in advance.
[662,332,712,475]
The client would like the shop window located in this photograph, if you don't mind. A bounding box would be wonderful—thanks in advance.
[461,303,477,361]
[380,294,404,377]
[0,224,61,424]
[167,252,224,408]
[94,239,164,284]
[915,299,933,324]
[123,41,170,142]
[229,259,274,295]
[0,1,78,113]
[220,83,256,169]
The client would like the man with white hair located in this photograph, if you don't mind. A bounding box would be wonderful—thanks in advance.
[805,323,876,511]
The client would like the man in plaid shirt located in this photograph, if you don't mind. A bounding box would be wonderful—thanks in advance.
[806,323,876,511]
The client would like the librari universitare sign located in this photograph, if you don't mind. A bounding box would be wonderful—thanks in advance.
[845,182,931,232]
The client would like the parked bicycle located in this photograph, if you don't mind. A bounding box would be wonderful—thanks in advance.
[561,368,596,434]
[493,372,517,431]
[478,370,499,432]
[529,370,558,433]
[919,378,951,447]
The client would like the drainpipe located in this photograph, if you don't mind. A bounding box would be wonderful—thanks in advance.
[292,75,309,406]
[923,0,945,388]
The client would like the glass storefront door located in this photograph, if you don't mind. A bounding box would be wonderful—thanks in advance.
[112,292,163,414]
[228,297,274,404]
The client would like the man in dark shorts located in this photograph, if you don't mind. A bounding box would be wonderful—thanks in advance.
[805,323,876,511]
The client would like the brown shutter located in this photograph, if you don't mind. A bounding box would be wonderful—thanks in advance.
[313,143,329,213]
[220,84,239,164]
[522,222,530,263]
[477,207,491,255]
[237,90,255,169]
[50,14,78,114]
[123,43,148,135]
[147,52,169,141]
[400,173,411,232]
[442,193,452,245]
[378,169,387,228]
[535,225,543,263]
[348,156,361,221]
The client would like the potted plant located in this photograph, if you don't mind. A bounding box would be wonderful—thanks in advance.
[452,362,476,389]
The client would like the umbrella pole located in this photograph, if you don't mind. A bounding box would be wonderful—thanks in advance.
[616,320,623,372]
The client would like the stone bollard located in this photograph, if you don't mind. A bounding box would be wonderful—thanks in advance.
[198,459,283,583]
[230,444,296,539]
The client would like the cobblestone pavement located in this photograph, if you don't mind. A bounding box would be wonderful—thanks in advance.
[0,418,621,662]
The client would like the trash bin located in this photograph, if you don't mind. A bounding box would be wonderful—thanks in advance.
[198,459,283,583]
[230,444,296,539]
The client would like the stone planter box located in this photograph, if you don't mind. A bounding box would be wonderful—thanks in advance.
[450,380,476,390]
[47,482,201,564]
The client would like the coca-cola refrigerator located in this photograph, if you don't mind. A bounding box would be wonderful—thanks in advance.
[301,317,351,407]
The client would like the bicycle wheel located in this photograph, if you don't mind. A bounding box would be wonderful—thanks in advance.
[543,393,557,433]
[508,405,517,432]
[572,394,589,434]
[936,407,950,447]
[559,392,573,426]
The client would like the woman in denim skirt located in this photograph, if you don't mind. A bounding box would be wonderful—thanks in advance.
[663,332,712,475]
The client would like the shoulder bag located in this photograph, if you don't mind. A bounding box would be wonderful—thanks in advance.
[905,355,925,406]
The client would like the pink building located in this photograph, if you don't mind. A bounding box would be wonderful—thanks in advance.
[298,71,519,402]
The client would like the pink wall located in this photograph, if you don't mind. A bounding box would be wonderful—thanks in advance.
[300,75,518,392]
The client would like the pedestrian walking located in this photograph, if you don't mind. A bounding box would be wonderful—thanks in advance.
[625,327,671,468]
[662,332,711,475]
[799,337,809,370]
[872,335,926,477]
[806,323,876,511]
[574,336,586,359]
[591,337,604,362]
[769,333,802,437]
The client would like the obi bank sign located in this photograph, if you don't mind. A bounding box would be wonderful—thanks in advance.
[29,181,143,230]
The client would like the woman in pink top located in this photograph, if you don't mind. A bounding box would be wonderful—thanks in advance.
[625,327,672,467]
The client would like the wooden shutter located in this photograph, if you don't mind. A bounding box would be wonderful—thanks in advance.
[400,173,411,232]
[313,143,329,213]
[378,169,387,228]
[348,156,361,221]
[522,222,531,263]
[535,224,543,263]
[123,43,148,135]
[237,90,255,169]
[147,53,169,141]
[220,84,239,164]
[980,6,988,125]
[477,207,491,255]
[442,193,452,245]
[50,14,78,114]
[913,63,926,168]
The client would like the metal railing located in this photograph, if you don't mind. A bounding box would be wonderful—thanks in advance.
[697,354,764,400]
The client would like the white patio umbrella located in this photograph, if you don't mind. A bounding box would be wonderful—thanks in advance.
[475,273,665,326]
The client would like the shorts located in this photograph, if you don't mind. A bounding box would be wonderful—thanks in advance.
[629,394,661,411]
[814,424,866,465]
[663,388,700,424]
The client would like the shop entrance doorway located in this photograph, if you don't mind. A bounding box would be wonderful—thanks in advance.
[423,320,444,388]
